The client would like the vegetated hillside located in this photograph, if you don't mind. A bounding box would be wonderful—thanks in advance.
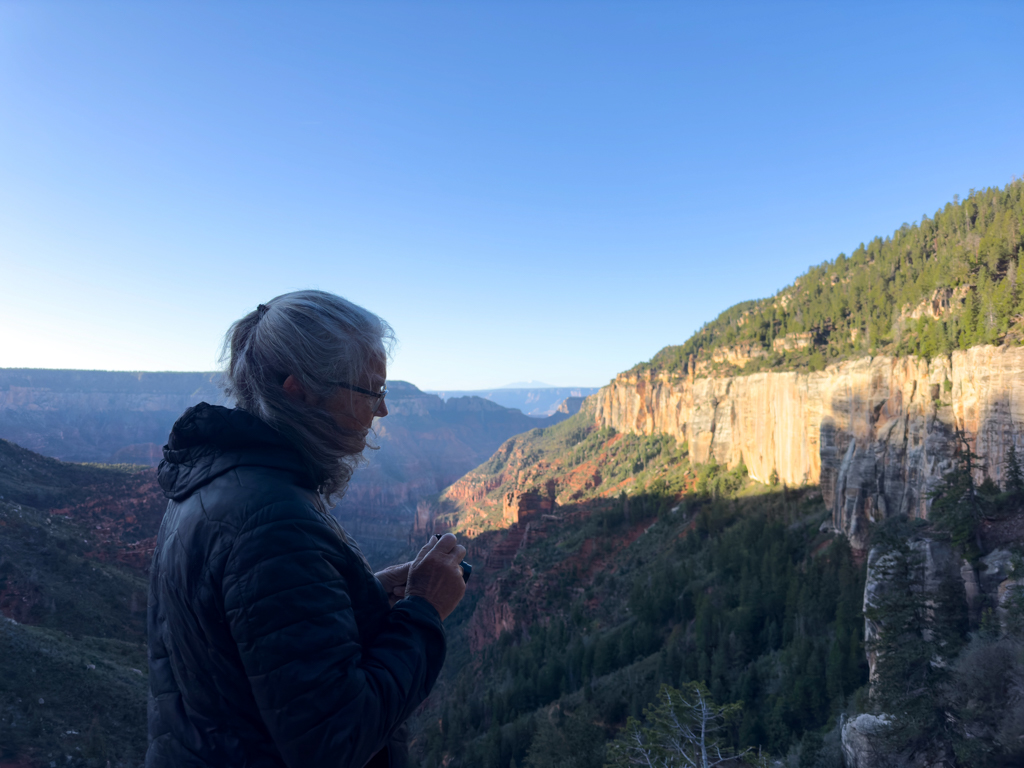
[408,412,869,767]
[0,439,163,767]
[435,401,749,537]
[640,180,1024,377]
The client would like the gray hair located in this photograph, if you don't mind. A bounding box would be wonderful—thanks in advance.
[220,289,395,503]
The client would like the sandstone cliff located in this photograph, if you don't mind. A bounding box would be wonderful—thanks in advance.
[593,346,1024,549]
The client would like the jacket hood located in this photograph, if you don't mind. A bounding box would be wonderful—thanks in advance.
[158,403,317,501]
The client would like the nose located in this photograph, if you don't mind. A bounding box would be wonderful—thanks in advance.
[375,399,389,418]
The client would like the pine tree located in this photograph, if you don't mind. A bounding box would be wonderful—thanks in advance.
[928,428,986,558]
[864,518,966,754]
[606,684,751,768]
[1005,444,1024,495]
[524,704,604,768]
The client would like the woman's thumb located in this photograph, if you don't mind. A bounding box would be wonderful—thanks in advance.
[413,535,437,565]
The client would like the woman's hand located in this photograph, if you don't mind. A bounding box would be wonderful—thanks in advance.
[405,533,467,621]
[375,562,412,608]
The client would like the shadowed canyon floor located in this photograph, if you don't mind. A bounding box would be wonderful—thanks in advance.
[406,412,871,767]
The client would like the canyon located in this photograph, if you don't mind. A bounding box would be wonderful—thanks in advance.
[3,183,1022,767]
[331,381,572,565]
[0,377,575,765]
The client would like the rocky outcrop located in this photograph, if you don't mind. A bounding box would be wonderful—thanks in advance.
[897,285,970,324]
[849,537,1023,766]
[862,537,962,681]
[839,714,953,768]
[974,548,1024,633]
[594,346,1024,549]
[556,396,586,416]
[841,714,891,768]
[710,342,767,367]
[772,332,815,353]
[467,580,517,652]
[502,487,555,526]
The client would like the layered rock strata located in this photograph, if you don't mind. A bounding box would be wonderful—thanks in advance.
[593,346,1024,549]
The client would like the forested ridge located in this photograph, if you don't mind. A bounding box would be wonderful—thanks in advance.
[639,179,1024,375]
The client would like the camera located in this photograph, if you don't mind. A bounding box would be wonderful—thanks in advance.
[433,533,473,583]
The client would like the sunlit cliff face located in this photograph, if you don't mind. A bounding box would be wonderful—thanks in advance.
[593,344,1024,550]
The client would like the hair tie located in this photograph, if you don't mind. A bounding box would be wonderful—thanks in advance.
[256,304,270,319]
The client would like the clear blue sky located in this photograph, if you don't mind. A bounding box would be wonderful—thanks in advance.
[1,2,1022,390]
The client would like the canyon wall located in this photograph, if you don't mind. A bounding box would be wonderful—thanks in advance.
[593,346,1024,549]
[0,369,227,463]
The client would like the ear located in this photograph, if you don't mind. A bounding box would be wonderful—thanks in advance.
[282,375,318,405]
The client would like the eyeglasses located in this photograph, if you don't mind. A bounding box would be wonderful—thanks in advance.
[330,381,388,415]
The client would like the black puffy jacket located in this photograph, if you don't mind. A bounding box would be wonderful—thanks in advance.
[146,403,445,768]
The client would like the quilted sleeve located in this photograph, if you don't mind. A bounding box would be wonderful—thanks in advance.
[222,501,446,767]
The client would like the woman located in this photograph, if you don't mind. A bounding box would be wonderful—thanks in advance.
[146,290,466,768]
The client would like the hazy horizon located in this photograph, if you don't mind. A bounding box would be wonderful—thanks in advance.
[0,366,596,392]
